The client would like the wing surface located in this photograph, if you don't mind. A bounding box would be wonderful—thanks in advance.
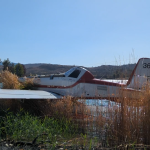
[0,89,62,99]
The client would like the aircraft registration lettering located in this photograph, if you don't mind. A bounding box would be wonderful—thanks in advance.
[143,63,150,68]
[97,86,107,91]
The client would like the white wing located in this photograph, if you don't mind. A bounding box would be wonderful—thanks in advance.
[0,89,61,99]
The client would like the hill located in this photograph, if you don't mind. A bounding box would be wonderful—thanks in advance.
[24,63,136,79]
[0,62,136,79]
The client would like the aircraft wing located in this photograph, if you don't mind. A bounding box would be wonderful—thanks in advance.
[0,89,62,99]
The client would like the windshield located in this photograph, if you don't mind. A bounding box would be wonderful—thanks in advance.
[65,67,76,77]
[69,69,81,78]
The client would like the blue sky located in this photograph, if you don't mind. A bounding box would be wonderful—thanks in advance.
[0,0,150,67]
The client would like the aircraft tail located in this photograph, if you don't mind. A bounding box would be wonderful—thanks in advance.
[127,58,150,90]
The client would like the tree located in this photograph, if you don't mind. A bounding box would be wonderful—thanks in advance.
[1,59,26,77]
[2,58,16,73]
[22,64,26,75]
[15,63,24,77]
[9,63,15,74]
[2,58,10,71]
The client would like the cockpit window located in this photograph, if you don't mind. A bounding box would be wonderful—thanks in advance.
[65,68,76,77]
[68,69,81,78]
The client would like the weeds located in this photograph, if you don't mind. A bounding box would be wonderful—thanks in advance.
[0,110,79,146]
[0,70,20,89]
[1,71,150,149]
[20,78,35,90]
[0,70,36,90]
[1,93,150,149]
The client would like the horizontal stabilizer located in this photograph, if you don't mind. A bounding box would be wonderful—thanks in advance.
[0,89,62,99]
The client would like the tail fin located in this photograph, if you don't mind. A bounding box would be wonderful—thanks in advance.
[127,58,150,90]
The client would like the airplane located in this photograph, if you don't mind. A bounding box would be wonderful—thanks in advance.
[19,57,150,100]
[0,58,150,100]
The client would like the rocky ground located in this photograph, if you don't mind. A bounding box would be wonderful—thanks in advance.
[1,140,150,150]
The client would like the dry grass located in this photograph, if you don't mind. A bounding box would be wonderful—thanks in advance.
[0,70,36,90]
[1,70,150,147]
[0,70,88,122]
[0,70,20,89]
[1,92,150,147]
[20,78,35,90]
[103,83,150,146]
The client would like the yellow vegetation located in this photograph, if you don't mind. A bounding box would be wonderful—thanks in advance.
[0,70,20,89]
[20,78,34,90]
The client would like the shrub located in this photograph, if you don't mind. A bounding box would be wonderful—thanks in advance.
[0,70,20,89]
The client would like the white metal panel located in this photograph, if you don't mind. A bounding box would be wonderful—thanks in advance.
[0,89,61,99]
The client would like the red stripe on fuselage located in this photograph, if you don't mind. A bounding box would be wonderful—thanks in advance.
[35,71,124,89]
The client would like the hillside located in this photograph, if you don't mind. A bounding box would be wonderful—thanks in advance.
[24,63,136,79]
[24,63,74,75]
[0,62,135,79]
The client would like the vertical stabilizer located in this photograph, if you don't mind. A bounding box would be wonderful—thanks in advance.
[127,58,150,89]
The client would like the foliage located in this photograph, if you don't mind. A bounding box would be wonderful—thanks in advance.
[9,63,15,74]
[0,89,150,148]
[2,58,10,71]
[0,97,88,148]
[0,110,78,144]
[20,78,34,90]
[0,70,21,89]
[15,63,25,77]
[2,58,26,77]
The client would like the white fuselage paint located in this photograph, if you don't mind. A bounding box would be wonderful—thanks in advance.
[37,82,121,98]
[20,58,150,99]
[20,67,125,98]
